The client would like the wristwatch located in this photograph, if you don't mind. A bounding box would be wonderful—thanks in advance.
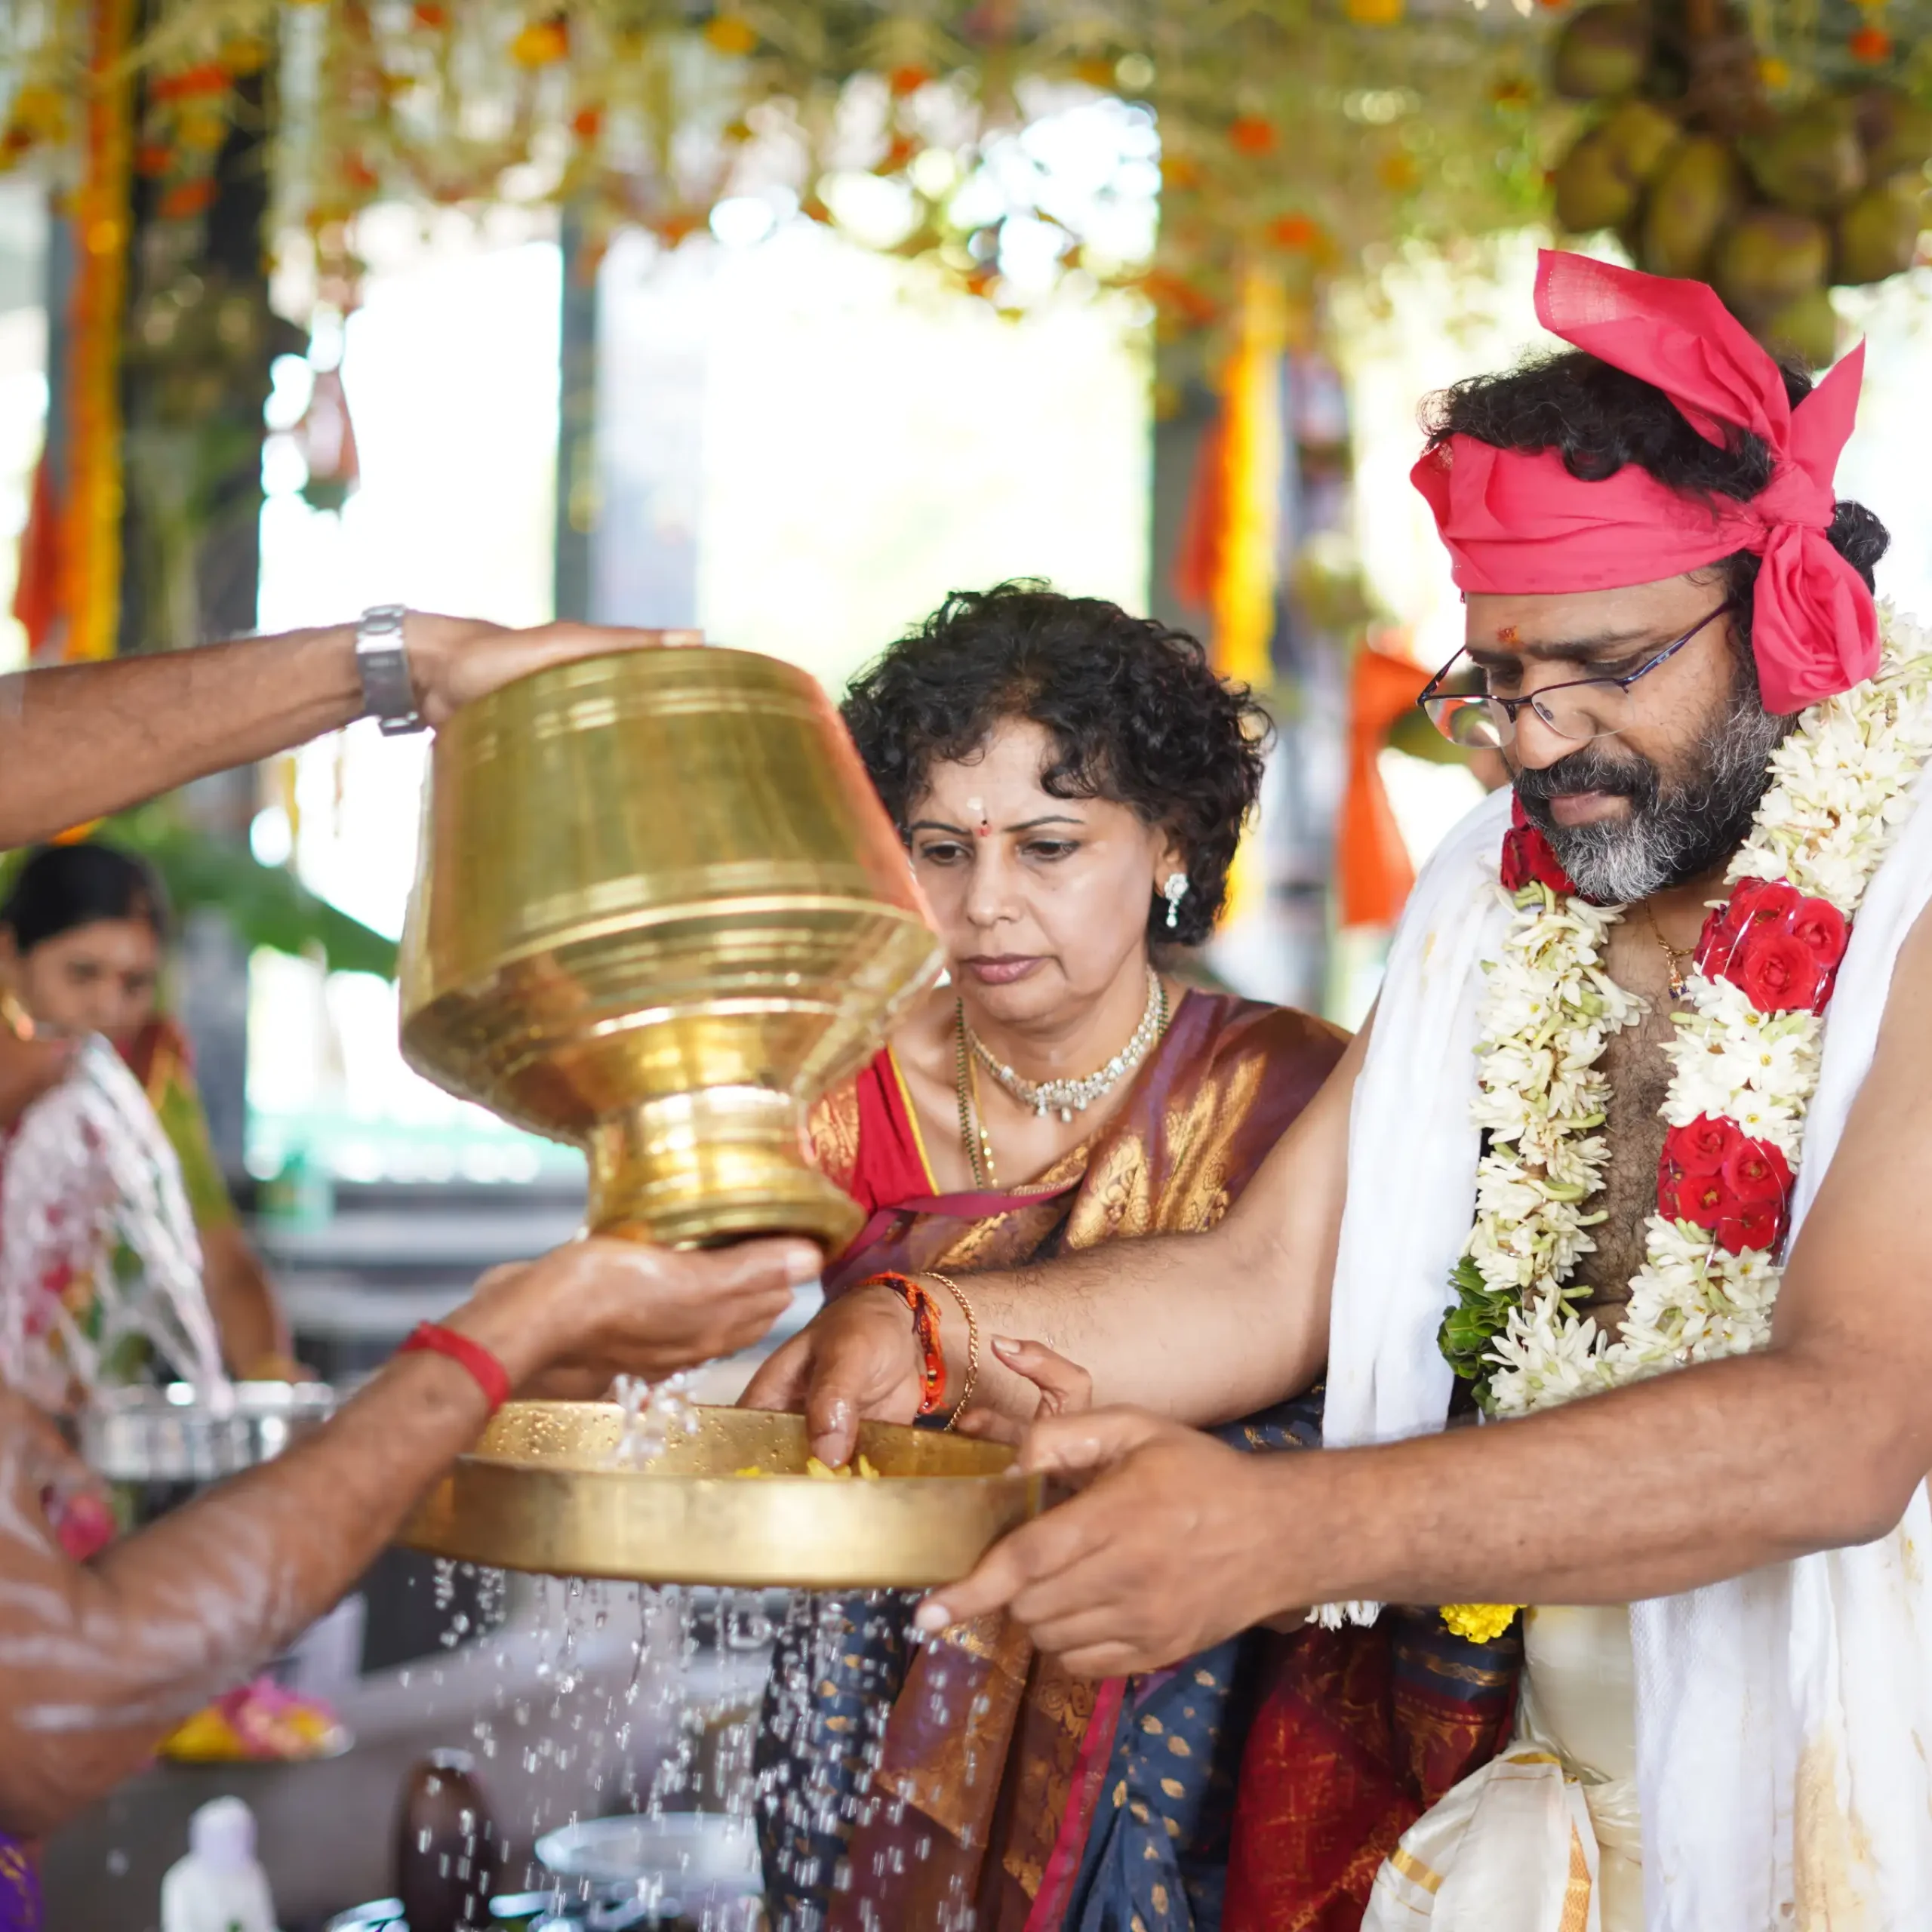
[355,604,424,734]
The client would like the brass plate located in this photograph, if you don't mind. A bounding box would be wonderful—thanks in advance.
[401,1401,1041,1589]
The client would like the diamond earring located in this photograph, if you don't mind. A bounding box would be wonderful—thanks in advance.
[1161,872,1189,931]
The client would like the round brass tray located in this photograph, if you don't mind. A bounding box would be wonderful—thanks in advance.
[401,1401,1041,1589]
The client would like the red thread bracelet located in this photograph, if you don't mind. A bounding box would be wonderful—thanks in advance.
[398,1322,512,1415]
[862,1272,947,1417]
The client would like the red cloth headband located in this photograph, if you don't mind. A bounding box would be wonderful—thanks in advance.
[1411,250,1877,714]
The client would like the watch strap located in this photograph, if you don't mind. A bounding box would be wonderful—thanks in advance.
[355,604,423,735]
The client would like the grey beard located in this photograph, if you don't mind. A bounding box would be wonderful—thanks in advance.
[1516,691,1788,904]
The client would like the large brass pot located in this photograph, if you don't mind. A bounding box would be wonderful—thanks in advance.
[399,646,941,1249]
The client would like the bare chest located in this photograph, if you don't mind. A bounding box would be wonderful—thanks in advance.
[1572,915,1686,1334]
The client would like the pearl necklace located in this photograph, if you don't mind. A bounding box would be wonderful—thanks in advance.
[966,966,1169,1123]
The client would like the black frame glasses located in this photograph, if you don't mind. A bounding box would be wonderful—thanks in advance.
[1417,601,1737,750]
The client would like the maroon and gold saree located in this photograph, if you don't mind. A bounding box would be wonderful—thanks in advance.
[757,989,1345,1930]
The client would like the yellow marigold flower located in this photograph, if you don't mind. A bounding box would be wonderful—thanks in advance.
[1441,1602,1519,1644]
[510,19,569,68]
[705,16,758,57]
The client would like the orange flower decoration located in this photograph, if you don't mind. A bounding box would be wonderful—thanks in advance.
[704,16,758,56]
[158,179,217,220]
[1850,23,1892,60]
[572,104,604,140]
[888,64,932,97]
[1228,115,1277,155]
[1073,56,1115,88]
[414,3,450,26]
[510,17,569,66]
[1378,151,1421,192]
[1269,212,1320,248]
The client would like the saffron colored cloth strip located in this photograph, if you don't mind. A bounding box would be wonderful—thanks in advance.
[1411,250,1875,714]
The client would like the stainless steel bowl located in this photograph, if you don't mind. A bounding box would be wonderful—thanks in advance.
[78,1380,338,1484]
[537,1814,762,1913]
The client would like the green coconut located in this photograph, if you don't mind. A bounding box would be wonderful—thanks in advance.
[1712,207,1829,319]
[1599,97,1681,185]
[1853,87,1932,180]
[1742,100,1866,214]
[1756,288,1840,369]
[1552,4,1651,103]
[1554,128,1641,233]
[1638,134,1740,278]
[1835,174,1926,285]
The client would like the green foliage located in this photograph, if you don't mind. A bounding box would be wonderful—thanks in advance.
[1438,1253,1513,1410]
[3,804,398,980]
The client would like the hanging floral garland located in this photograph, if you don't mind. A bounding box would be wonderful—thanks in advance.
[1441,607,1932,1423]
[1432,609,1932,1646]
[1,0,1553,346]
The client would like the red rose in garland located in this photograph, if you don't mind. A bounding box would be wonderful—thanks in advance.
[1665,1113,1739,1177]
[1716,1199,1783,1252]
[1734,928,1826,1012]
[1657,1118,1792,1252]
[1499,799,1579,897]
[1697,875,1847,1012]
[1787,897,1850,998]
[1719,1135,1792,1204]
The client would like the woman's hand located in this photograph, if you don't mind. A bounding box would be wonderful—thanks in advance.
[445,1235,821,1390]
[403,617,703,728]
[954,1336,1093,1446]
[738,1283,927,1466]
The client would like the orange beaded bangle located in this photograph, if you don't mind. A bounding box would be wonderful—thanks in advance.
[861,1272,947,1417]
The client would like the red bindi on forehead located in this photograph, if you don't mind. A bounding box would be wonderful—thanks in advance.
[1497,624,1521,646]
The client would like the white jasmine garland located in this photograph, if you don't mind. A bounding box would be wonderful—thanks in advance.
[1461,608,1932,1420]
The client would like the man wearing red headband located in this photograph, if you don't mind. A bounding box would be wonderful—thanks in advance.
[755,254,1932,1927]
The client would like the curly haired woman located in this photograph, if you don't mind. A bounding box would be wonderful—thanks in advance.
[752,583,1347,1931]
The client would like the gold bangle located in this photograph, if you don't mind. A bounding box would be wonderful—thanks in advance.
[923,1270,979,1430]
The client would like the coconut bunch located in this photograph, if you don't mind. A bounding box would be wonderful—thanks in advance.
[1550,0,1931,365]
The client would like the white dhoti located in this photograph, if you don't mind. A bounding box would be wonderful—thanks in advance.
[1364,1607,1643,1932]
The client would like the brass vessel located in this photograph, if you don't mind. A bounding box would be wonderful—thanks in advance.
[401,1403,1041,1589]
[398,646,942,1248]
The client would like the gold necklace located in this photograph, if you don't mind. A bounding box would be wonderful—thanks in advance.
[1642,901,1697,1000]
[954,1001,998,1188]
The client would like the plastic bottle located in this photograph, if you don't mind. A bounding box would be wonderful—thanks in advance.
[393,1749,500,1931]
[158,1796,278,1932]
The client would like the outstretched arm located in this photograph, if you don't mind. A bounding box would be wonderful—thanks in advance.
[743,1020,1367,1462]
[922,906,1932,1675]
[0,615,697,848]
[0,1234,817,1839]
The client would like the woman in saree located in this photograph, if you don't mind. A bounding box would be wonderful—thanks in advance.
[752,583,1346,1930]
[0,841,294,1385]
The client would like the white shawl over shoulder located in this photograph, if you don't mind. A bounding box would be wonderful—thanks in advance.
[1322,774,1932,1930]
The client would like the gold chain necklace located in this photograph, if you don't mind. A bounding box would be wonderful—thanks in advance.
[1641,901,1697,1000]
[954,1002,999,1188]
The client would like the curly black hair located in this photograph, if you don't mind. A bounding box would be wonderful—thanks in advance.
[1424,352,1889,698]
[841,583,1271,947]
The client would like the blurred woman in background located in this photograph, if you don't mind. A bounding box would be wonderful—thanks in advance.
[753,583,1346,1932]
[0,842,294,1384]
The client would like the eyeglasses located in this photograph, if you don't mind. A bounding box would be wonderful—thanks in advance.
[1417,602,1737,751]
